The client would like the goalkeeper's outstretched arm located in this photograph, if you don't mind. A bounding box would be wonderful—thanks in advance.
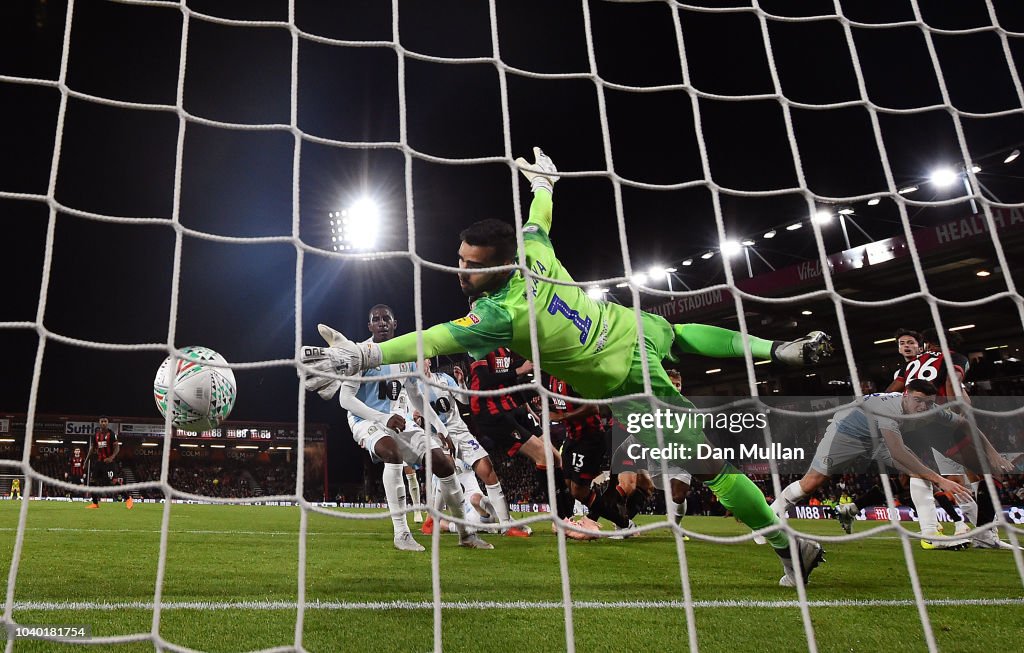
[378,324,466,365]
[516,146,558,234]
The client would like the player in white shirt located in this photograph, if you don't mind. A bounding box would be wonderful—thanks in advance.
[434,458,503,534]
[771,380,1012,560]
[336,305,492,551]
[409,358,530,538]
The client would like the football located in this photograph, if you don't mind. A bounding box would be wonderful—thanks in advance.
[153,346,237,432]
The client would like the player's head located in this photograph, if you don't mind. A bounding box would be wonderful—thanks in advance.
[894,328,922,360]
[921,327,963,353]
[98,417,109,428]
[666,369,682,393]
[367,304,396,342]
[458,219,516,297]
[902,378,939,413]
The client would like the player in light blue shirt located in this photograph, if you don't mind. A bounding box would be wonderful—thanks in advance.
[337,304,492,551]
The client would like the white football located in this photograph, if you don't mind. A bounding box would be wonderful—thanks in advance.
[153,346,237,432]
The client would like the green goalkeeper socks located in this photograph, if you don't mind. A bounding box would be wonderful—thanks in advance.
[673,324,774,360]
[706,467,789,550]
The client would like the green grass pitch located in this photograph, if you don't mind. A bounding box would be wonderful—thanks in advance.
[0,501,1021,652]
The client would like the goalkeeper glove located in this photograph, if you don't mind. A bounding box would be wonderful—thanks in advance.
[299,324,383,400]
[515,146,559,193]
[771,331,833,366]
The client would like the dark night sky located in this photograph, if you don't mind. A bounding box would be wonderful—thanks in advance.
[2,0,1023,452]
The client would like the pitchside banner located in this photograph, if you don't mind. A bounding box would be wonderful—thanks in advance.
[786,504,1024,526]
[118,423,167,436]
[605,395,1024,478]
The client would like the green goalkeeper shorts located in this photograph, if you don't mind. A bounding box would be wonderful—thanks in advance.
[608,312,706,451]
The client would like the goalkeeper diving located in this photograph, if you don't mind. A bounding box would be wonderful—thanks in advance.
[302,147,834,587]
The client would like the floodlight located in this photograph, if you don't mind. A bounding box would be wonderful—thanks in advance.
[720,240,742,257]
[343,198,380,249]
[928,167,958,188]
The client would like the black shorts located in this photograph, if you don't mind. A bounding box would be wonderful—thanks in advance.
[561,434,606,485]
[902,422,967,471]
[91,461,117,487]
[611,434,641,473]
[471,406,542,457]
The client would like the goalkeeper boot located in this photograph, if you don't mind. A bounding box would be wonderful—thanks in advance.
[772,331,833,366]
[420,516,434,535]
[778,538,825,588]
[126,496,134,510]
[87,502,99,510]
[920,528,969,550]
[458,533,494,550]
[835,503,857,535]
[394,531,425,552]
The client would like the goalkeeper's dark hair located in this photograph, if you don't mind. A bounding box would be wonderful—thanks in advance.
[368,303,394,318]
[921,327,963,351]
[460,219,517,263]
[905,378,939,396]
[894,327,921,344]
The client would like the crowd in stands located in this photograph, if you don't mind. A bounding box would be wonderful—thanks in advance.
[22,453,307,500]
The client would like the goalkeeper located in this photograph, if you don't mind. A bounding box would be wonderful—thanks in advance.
[303,147,833,586]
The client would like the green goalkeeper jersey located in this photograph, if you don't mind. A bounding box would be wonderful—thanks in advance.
[378,190,638,398]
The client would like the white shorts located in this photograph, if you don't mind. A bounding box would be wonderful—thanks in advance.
[933,448,966,476]
[810,423,895,475]
[447,421,490,468]
[458,468,483,499]
[351,419,444,467]
[648,469,692,491]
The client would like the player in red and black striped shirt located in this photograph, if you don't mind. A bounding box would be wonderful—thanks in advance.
[548,375,613,529]
[66,447,86,483]
[468,348,578,524]
[86,417,132,510]
[885,329,986,545]
[887,328,969,403]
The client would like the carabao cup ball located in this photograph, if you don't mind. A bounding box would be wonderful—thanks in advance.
[153,346,237,432]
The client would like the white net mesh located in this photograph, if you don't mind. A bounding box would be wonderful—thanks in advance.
[1,0,1023,650]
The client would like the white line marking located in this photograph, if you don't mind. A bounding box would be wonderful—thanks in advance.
[12,598,1024,611]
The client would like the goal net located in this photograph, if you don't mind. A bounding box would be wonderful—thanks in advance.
[1,0,1023,651]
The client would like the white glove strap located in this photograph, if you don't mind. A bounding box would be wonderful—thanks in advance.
[531,177,553,194]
